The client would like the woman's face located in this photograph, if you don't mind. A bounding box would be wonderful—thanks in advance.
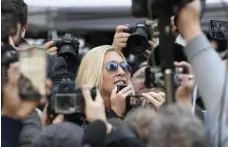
[102,51,130,94]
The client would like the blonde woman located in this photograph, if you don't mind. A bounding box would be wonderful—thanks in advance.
[76,45,134,118]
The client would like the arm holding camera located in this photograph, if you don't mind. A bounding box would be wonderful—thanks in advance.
[178,0,228,145]
[44,41,58,56]
[112,25,130,51]
[112,24,157,57]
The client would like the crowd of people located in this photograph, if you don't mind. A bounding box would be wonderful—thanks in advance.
[1,0,228,147]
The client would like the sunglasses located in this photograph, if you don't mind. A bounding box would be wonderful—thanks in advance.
[106,62,131,74]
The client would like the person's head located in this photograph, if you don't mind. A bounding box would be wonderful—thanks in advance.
[76,45,132,96]
[125,107,156,143]
[2,0,28,46]
[148,103,209,147]
[131,62,148,94]
[33,122,84,147]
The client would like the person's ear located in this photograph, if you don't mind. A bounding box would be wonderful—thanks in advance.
[21,25,27,38]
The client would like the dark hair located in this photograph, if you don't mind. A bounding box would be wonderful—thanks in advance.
[1,0,28,27]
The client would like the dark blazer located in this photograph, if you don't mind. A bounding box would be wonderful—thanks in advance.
[19,110,42,147]
[1,116,22,147]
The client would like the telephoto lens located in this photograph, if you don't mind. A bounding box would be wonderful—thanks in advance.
[124,22,152,56]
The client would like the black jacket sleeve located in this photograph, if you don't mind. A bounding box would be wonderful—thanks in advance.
[1,116,22,147]
[83,120,107,147]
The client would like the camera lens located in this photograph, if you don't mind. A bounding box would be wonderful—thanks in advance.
[127,27,149,55]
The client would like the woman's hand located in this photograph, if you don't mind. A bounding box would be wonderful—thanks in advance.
[141,92,166,109]
[110,86,133,117]
[82,86,107,123]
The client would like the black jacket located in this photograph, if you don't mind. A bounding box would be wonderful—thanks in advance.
[1,116,22,147]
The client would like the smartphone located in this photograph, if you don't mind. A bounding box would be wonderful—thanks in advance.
[209,20,228,40]
[19,45,46,100]
[117,84,128,93]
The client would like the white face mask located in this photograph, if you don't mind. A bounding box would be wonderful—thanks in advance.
[175,34,186,47]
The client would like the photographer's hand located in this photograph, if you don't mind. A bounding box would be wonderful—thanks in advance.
[82,86,112,134]
[82,86,107,123]
[144,39,158,59]
[2,63,38,119]
[141,92,166,109]
[177,0,202,40]
[174,61,195,106]
[176,74,195,107]
[44,41,58,55]
[110,86,133,117]
[112,25,130,51]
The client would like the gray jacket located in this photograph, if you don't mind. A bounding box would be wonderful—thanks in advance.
[184,34,228,147]
[20,110,42,147]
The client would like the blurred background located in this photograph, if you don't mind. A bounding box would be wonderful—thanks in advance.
[24,0,228,51]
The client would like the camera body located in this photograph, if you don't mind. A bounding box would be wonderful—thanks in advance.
[50,78,96,115]
[54,33,80,75]
[54,33,80,59]
[124,22,152,56]
[144,66,188,88]
[132,0,194,18]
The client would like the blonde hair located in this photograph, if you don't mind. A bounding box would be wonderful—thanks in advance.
[76,45,126,89]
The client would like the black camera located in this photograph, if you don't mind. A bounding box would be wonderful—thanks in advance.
[49,78,96,115]
[131,0,205,18]
[1,45,18,67]
[123,22,152,56]
[54,34,80,75]
[144,66,188,88]
[132,0,194,18]
[54,33,80,59]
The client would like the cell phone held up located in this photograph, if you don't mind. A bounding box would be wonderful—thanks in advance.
[19,45,46,101]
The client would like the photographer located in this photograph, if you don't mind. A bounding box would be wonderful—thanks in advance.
[1,63,53,147]
[1,1,74,147]
[176,0,228,146]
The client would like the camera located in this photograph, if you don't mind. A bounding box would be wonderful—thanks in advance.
[49,78,96,115]
[54,33,80,75]
[123,22,152,56]
[132,0,206,18]
[132,0,195,18]
[1,45,18,67]
[54,33,80,60]
[144,66,188,88]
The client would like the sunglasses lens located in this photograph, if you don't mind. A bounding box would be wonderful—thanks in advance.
[120,63,131,73]
[106,62,118,73]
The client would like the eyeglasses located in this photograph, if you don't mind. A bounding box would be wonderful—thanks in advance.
[106,61,131,74]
